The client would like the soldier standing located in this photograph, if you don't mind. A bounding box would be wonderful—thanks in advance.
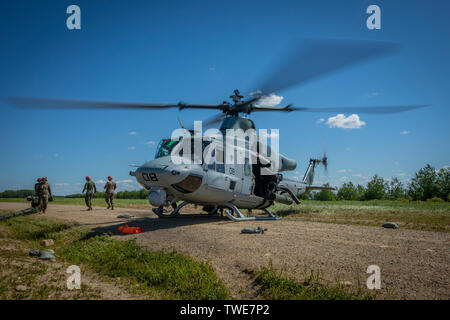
[82,176,97,211]
[39,177,53,214]
[104,176,117,210]
[34,178,43,213]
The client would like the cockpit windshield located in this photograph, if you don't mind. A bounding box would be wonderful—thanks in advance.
[154,138,213,160]
[155,139,180,158]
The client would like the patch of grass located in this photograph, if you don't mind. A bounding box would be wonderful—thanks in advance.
[254,263,374,300]
[0,212,229,300]
[61,235,228,299]
[271,200,450,232]
[0,215,72,241]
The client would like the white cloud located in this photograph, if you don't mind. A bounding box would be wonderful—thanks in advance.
[326,114,366,130]
[144,141,156,147]
[352,174,370,181]
[260,130,279,139]
[400,130,410,135]
[337,169,347,173]
[254,93,284,108]
[54,183,69,187]
[95,179,106,184]
[128,131,137,136]
[317,118,325,124]
[128,146,136,150]
[208,67,215,72]
[117,179,134,184]
[53,153,59,158]
[397,173,410,177]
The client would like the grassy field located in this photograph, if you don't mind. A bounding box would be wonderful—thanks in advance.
[254,263,374,300]
[270,200,450,232]
[0,213,228,299]
[0,211,380,300]
[1,198,449,232]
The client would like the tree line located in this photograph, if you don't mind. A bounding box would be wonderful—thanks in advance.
[1,164,448,202]
[65,189,149,199]
[313,164,449,202]
[0,189,150,199]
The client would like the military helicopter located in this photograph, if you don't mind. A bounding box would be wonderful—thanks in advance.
[6,39,427,221]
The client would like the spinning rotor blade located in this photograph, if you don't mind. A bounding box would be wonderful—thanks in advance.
[202,113,226,127]
[252,39,398,97]
[5,97,225,111]
[251,104,428,114]
[290,104,428,114]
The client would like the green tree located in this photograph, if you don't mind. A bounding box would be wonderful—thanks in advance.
[337,182,358,200]
[356,184,366,200]
[0,189,35,198]
[313,183,337,201]
[364,175,387,200]
[408,164,440,201]
[436,167,450,201]
[387,177,405,199]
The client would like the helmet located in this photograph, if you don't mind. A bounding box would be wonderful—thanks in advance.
[86,176,91,181]
[42,177,47,181]
[37,178,42,182]
[108,176,112,180]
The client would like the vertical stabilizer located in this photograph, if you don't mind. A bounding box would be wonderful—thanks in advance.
[302,156,328,185]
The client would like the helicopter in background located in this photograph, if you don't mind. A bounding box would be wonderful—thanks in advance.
[6,39,427,221]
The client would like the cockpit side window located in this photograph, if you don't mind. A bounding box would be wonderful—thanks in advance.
[155,139,180,159]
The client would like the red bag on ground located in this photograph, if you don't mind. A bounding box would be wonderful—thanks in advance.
[118,224,143,234]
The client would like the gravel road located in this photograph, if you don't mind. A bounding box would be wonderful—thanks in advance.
[1,202,448,299]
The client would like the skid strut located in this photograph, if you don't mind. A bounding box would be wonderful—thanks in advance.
[152,201,188,218]
[223,203,281,221]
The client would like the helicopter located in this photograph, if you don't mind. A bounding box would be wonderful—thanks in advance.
[5,39,427,221]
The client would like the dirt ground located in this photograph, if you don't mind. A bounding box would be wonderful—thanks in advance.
[0,231,139,300]
[1,202,449,300]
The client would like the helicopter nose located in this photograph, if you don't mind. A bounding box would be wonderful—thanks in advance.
[134,163,185,188]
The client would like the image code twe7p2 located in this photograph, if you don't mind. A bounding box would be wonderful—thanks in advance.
[0,0,448,313]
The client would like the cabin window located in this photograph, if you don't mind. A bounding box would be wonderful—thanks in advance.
[216,163,225,173]
[244,158,251,176]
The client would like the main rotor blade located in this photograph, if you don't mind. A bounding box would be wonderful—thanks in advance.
[251,104,428,114]
[253,39,398,96]
[5,97,225,111]
[291,105,429,114]
[202,113,225,127]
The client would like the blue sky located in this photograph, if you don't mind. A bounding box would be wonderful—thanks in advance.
[0,0,449,195]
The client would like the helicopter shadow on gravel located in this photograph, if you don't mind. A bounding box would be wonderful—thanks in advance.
[82,215,231,239]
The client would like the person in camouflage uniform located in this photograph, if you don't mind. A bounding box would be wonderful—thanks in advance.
[38,177,53,214]
[34,177,43,213]
[82,176,97,211]
[104,176,117,210]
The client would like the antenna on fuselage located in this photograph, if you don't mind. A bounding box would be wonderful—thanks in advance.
[177,114,185,129]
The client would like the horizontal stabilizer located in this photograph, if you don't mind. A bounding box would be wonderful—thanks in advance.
[305,185,336,193]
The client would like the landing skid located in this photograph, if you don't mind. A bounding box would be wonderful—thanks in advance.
[223,203,281,221]
[152,202,221,219]
[152,202,281,221]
